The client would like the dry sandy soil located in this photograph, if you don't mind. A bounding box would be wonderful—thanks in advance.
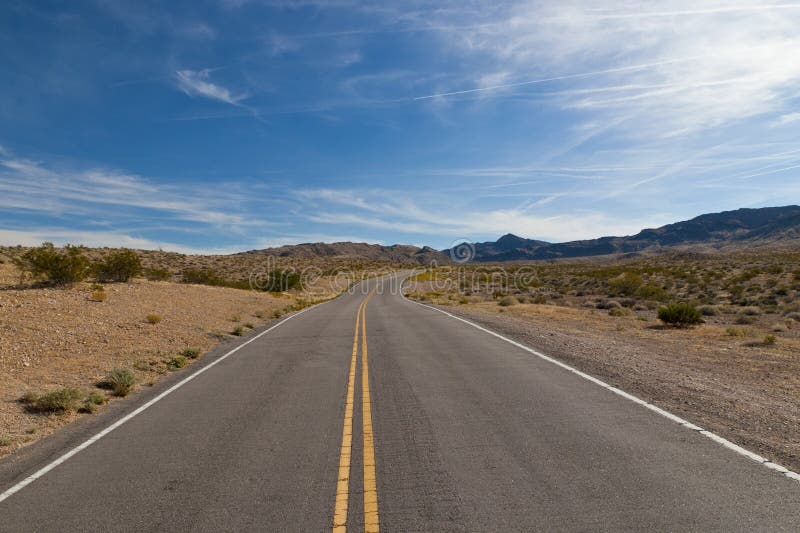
[0,271,297,457]
[432,300,800,472]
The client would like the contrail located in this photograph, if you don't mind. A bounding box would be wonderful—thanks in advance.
[413,56,706,100]
[592,4,800,19]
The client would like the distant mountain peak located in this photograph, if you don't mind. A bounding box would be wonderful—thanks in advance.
[464,205,800,262]
[496,233,525,245]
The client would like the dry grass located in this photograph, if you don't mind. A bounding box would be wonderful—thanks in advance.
[0,263,297,456]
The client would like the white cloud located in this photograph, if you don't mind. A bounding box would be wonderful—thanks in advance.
[424,1,800,136]
[0,228,238,255]
[0,153,278,230]
[296,188,669,242]
[773,112,800,126]
[175,69,248,105]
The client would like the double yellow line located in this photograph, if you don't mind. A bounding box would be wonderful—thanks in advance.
[333,287,379,533]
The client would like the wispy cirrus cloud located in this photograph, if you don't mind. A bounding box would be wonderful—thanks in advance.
[414,1,800,137]
[175,69,248,105]
[0,152,277,230]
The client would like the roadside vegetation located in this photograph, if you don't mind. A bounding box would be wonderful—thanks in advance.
[0,243,399,456]
[405,250,800,344]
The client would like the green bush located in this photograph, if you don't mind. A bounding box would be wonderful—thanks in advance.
[144,267,171,281]
[166,356,187,370]
[21,388,83,413]
[181,268,222,285]
[657,302,703,327]
[95,249,142,282]
[636,284,670,301]
[105,368,135,397]
[81,391,107,413]
[608,272,643,297]
[13,242,90,285]
[231,325,244,336]
[763,334,777,345]
[181,348,201,359]
[145,313,162,324]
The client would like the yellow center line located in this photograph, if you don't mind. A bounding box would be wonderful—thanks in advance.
[361,290,379,533]
[333,286,379,533]
[333,297,363,532]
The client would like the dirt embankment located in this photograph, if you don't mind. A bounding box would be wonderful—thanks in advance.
[0,276,295,457]
[436,301,800,473]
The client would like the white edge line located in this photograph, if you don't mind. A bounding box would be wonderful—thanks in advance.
[0,300,327,504]
[398,280,800,485]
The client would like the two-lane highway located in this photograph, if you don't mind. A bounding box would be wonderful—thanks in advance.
[1,274,799,532]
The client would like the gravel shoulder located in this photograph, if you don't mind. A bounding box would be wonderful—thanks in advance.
[0,277,296,457]
[432,301,800,473]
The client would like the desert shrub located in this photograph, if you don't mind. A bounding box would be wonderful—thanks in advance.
[231,326,244,336]
[608,307,632,317]
[771,323,787,332]
[699,305,717,316]
[657,302,703,327]
[21,388,83,413]
[181,268,223,285]
[251,269,302,292]
[741,307,761,316]
[726,326,746,337]
[784,312,800,321]
[13,242,90,285]
[81,391,107,413]
[636,284,670,301]
[763,334,777,345]
[182,267,301,292]
[90,288,107,302]
[181,348,201,359]
[144,268,171,281]
[735,314,756,325]
[0,438,10,447]
[608,272,643,297]
[145,313,162,324]
[230,313,241,322]
[498,296,519,307]
[105,368,135,396]
[166,356,187,370]
[531,294,547,304]
[95,249,141,282]
[244,323,255,329]
[596,299,621,310]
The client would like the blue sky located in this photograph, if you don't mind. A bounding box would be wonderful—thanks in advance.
[2,1,800,253]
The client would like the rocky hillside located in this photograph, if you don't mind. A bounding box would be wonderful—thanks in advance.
[239,242,451,264]
[463,206,800,262]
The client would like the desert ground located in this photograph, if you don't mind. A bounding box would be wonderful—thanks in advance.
[0,246,389,457]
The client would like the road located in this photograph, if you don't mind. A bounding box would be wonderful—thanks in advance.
[1,274,799,531]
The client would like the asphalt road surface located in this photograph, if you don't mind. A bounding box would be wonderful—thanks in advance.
[1,274,799,532]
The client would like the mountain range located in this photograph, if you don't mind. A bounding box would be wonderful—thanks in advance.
[242,206,800,263]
